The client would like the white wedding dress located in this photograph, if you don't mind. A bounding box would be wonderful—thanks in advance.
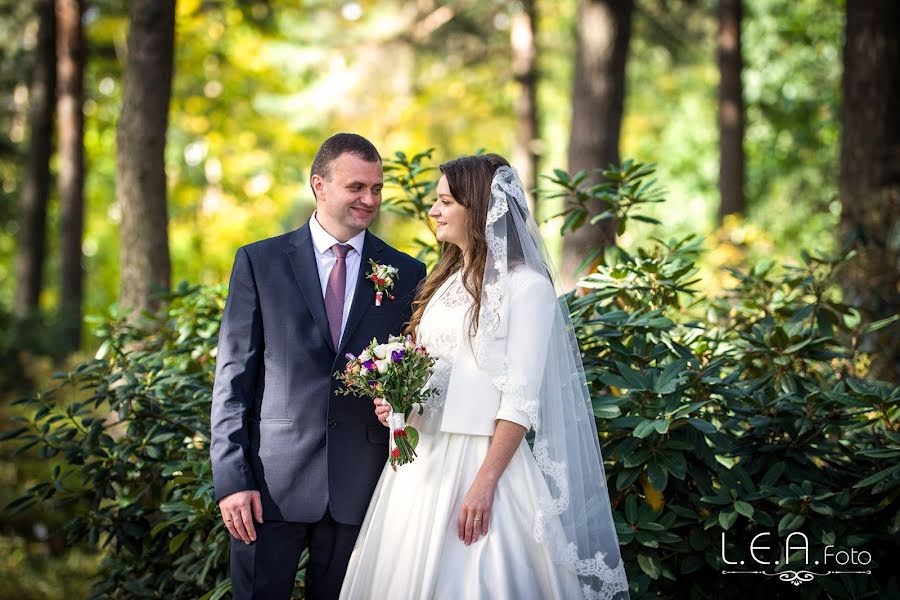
[339,270,584,600]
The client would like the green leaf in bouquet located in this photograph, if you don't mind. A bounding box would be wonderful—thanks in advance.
[406,426,419,451]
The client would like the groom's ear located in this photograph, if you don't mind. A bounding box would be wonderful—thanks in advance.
[311,174,325,202]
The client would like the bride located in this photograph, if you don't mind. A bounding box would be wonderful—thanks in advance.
[339,154,629,599]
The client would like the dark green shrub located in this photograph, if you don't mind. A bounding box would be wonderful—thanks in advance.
[3,284,234,599]
[551,162,899,599]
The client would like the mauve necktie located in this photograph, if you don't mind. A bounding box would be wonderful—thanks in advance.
[325,243,352,348]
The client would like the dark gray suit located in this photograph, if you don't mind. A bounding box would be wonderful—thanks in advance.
[211,221,426,599]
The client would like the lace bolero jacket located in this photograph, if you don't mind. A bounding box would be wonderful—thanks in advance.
[417,267,557,436]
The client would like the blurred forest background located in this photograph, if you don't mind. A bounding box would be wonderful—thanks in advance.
[0,0,897,598]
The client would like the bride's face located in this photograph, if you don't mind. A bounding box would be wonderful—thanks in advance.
[429,175,469,251]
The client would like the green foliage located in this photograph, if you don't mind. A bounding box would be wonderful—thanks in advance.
[0,303,85,404]
[4,283,234,599]
[542,160,667,274]
[0,533,99,600]
[621,0,843,262]
[555,163,899,598]
[543,161,665,234]
[742,0,843,254]
[0,0,846,338]
[3,160,898,599]
[382,149,440,265]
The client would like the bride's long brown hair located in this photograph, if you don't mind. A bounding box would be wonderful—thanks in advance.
[405,153,510,338]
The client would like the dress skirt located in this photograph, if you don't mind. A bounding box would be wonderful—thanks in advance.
[339,406,584,600]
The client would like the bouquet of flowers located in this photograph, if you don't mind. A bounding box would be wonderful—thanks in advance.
[336,335,437,469]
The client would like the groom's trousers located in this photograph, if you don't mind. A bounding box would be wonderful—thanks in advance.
[229,509,361,600]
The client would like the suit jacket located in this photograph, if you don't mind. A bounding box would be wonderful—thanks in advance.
[210,221,427,525]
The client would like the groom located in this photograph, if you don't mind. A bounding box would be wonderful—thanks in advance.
[210,133,426,599]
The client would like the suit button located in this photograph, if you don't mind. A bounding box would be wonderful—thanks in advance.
[328,419,337,429]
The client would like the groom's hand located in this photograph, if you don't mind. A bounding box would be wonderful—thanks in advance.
[373,397,391,427]
[219,490,263,544]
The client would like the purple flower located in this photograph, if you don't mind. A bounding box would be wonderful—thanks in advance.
[391,349,406,363]
[368,379,376,387]
[345,353,356,361]
[362,359,376,372]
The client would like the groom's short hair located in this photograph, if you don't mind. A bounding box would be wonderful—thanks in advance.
[310,133,381,184]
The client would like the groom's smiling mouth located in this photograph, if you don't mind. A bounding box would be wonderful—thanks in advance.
[350,206,374,217]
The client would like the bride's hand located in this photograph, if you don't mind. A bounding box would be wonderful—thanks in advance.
[458,477,496,545]
[373,397,391,427]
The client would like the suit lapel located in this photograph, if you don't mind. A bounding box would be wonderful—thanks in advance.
[338,231,385,355]
[286,223,336,353]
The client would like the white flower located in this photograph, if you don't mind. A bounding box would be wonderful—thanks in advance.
[359,350,373,362]
[373,344,388,359]
[375,358,390,374]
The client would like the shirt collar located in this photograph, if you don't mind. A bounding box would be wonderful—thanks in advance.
[309,211,365,257]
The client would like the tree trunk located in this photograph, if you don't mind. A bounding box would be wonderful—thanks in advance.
[717,0,744,221]
[511,0,540,218]
[561,0,633,290]
[117,0,175,314]
[840,1,900,383]
[56,0,84,350]
[15,0,56,317]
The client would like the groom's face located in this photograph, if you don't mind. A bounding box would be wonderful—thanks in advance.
[312,152,383,241]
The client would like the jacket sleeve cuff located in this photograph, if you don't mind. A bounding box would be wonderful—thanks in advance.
[213,466,258,503]
[496,405,531,430]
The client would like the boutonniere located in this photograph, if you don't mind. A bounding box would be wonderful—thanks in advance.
[367,259,399,306]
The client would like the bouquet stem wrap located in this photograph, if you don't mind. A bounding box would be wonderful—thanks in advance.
[387,411,416,470]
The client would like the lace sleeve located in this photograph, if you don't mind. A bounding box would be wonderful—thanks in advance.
[494,269,557,430]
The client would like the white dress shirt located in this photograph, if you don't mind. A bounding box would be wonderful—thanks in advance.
[309,212,366,343]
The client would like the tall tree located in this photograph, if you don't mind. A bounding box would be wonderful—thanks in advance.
[56,0,84,350]
[839,0,900,383]
[561,0,633,289]
[511,0,540,217]
[717,0,744,221]
[117,0,175,314]
[15,0,56,317]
